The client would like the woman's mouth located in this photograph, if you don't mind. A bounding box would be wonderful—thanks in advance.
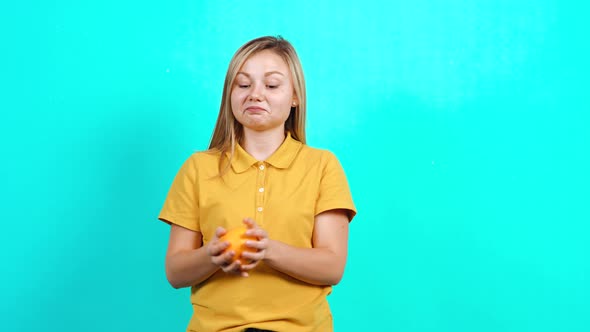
[244,106,267,113]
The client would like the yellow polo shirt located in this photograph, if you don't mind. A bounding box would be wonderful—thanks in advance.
[159,133,356,332]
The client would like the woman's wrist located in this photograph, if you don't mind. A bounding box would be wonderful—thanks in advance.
[263,239,279,264]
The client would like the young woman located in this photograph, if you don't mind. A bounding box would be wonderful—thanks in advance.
[159,36,356,332]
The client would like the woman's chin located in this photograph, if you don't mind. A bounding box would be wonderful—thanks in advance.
[243,122,286,134]
[240,117,276,132]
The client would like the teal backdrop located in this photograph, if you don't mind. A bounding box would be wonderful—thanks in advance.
[1,0,588,331]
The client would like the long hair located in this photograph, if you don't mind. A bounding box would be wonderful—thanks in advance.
[208,36,306,175]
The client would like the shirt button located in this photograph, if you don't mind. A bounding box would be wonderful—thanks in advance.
[258,187,264,193]
[257,207,263,212]
[259,165,265,170]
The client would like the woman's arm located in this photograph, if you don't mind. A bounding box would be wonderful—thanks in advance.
[242,209,350,286]
[165,225,244,288]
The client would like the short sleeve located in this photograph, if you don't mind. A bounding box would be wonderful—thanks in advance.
[315,151,357,221]
[158,154,200,232]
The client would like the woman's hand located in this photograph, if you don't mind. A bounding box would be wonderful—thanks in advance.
[240,218,270,277]
[206,226,243,275]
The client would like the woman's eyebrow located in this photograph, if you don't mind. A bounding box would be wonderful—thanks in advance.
[236,71,285,77]
[265,71,285,77]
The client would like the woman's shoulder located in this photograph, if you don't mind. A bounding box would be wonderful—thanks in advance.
[189,149,221,161]
[299,144,340,163]
[180,149,221,170]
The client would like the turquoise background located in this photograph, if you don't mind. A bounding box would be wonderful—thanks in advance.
[1,0,588,331]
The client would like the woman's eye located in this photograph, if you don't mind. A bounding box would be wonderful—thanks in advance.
[267,85,279,89]
[238,84,250,88]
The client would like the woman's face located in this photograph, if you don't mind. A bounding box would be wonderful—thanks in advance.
[231,50,297,133]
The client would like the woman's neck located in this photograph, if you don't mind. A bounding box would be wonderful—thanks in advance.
[241,127,286,161]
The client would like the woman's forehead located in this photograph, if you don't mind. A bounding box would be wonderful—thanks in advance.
[239,50,290,74]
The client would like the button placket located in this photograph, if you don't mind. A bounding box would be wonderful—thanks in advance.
[255,162,266,225]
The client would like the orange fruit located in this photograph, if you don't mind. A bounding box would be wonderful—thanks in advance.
[220,226,258,263]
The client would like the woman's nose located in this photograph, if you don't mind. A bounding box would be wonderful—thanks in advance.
[248,83,264,101]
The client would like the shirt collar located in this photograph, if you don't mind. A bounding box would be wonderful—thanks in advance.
[231,132,303,173]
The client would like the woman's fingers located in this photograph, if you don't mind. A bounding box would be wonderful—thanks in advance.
[207,239,229,256]
[215,226,227,238]
[240,221,269,275]
[211,249,246,275]
[208,221,270,277]
[241,250,265,263]
[240,260,260,272]
[244,239,267,250]
[211,248,233,265]
[221,259,242,274]
[242,217,258,229]
[240,238,267,273]
[245,228,268,240]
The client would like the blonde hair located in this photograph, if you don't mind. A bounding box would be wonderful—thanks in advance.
[208,36,306,174]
